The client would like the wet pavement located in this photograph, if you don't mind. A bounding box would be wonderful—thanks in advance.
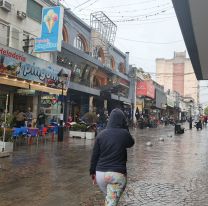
[1,124,208,206]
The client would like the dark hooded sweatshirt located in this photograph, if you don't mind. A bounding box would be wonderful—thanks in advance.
[90,108,134,175]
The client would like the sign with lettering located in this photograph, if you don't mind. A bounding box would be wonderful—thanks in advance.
[0,44,71,89]
[34,6,64,52]
[136,80,155,99]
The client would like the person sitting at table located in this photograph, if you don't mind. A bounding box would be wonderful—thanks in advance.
[16,110,26,128]
[36,110,46,130]
[50,116,57,126]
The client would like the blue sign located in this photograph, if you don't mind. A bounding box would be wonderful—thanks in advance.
[34,6,64,52]
[0,44,71,89]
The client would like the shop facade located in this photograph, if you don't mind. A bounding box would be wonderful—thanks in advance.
[136,80,155,116]
[0,44,70,125]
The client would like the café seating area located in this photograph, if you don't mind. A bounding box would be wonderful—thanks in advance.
[12,125,59,145]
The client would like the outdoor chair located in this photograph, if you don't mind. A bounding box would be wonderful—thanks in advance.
[28,128,39,145]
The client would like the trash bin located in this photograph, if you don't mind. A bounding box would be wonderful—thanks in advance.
[175,123,184,134]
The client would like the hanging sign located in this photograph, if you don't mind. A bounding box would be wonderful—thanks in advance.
[34,6,64,52]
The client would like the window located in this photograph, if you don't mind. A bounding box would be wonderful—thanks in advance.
[74,35,84,51]
[62,25,69,43]
[118,62,126,73]
[0,22,9,46]
[110,56,115,70]
[22,32,35,54]
[27,0,42,23]
[11,27,20,49]
[97,48,105,64]
[73,34,88,52]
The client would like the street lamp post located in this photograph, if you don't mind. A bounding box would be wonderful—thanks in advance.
[189,106,192,129]
[189,100,193,130]
[57,69,69,142]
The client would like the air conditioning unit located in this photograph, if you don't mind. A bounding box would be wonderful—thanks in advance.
[17,10,26,20]
[0,0,11,12]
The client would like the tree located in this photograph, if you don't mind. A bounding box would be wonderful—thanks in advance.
[204,106,208,115]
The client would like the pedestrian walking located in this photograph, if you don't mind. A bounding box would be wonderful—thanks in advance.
[90,108,134,206]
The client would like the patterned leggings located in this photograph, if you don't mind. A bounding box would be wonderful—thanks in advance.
[96,171,127,206]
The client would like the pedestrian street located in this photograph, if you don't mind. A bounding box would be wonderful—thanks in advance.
[1,124,208,206]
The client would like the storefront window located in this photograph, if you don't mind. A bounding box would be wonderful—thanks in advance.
[0,92,7,112]
[40,95,61,124]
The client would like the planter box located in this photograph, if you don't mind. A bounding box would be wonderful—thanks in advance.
[0,141,14,153]
[69,131,86,139]
[85,132,95,140]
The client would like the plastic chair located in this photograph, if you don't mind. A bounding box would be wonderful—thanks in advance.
[12,128,22,144]
[38,127,48,143]
[28,128,39,145]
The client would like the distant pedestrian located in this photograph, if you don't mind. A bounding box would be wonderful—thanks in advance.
[90,108,134,206]
[26,107,33,127]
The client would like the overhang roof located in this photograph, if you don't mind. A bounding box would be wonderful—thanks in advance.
[172,0,208,80]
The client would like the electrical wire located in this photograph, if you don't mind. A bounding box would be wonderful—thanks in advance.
[79,2,171,13]
[117,36,183,45]
[78,0,99,12]
[85,0,160,10]
[73,0,95,10]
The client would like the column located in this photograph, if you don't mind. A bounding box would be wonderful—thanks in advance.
[9,93,14,114]
[89,96,94,112]
[33,96,39,120]
[104,100,107,111]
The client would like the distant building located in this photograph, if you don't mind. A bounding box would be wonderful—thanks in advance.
[156,51,199,104]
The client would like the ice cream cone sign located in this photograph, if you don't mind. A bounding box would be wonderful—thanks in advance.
[44,9,58,33]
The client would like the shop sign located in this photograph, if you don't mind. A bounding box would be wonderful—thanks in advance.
[34,6,64,52]
[167,96,175,107]
[136,80,155,99]
[17,89,36,95]
[120,79,129,86]
[0,44,71,89]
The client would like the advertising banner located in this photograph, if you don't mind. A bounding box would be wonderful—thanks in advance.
[0,44,70,89]
[34,6,64,52]
[136,80,155,99]
[167,95,175,107]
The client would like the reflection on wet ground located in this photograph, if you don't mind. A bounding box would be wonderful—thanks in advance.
[1,124,208,206]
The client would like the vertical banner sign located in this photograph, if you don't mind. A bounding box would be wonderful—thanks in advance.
[34,6,64,52]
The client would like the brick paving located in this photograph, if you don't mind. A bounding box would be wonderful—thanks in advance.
[1,124,208,205]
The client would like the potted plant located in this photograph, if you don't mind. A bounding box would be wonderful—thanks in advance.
[69,123,87,139]
[79,111,97,140]
[85,124,96,140]
[0,127,14,153]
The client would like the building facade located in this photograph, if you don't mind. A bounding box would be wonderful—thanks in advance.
[156,51,199,104]
[0,0,132,125]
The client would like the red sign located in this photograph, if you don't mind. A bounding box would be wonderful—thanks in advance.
[136,80,155,99]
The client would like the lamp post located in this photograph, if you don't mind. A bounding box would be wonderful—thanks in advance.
[189,100,193,130]
[57,69,69,142]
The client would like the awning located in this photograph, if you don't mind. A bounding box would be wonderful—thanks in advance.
[0,76,67,95]
[172,0,208,80]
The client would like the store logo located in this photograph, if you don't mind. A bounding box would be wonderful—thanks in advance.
[17,63,59,82]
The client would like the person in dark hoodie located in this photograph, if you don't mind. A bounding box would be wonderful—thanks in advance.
[90,108,134,206]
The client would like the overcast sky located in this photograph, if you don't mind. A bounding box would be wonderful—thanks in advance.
[61,0,208,106]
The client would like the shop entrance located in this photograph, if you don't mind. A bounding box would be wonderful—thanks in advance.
[13,93,33,112]
[0,92,7,112]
